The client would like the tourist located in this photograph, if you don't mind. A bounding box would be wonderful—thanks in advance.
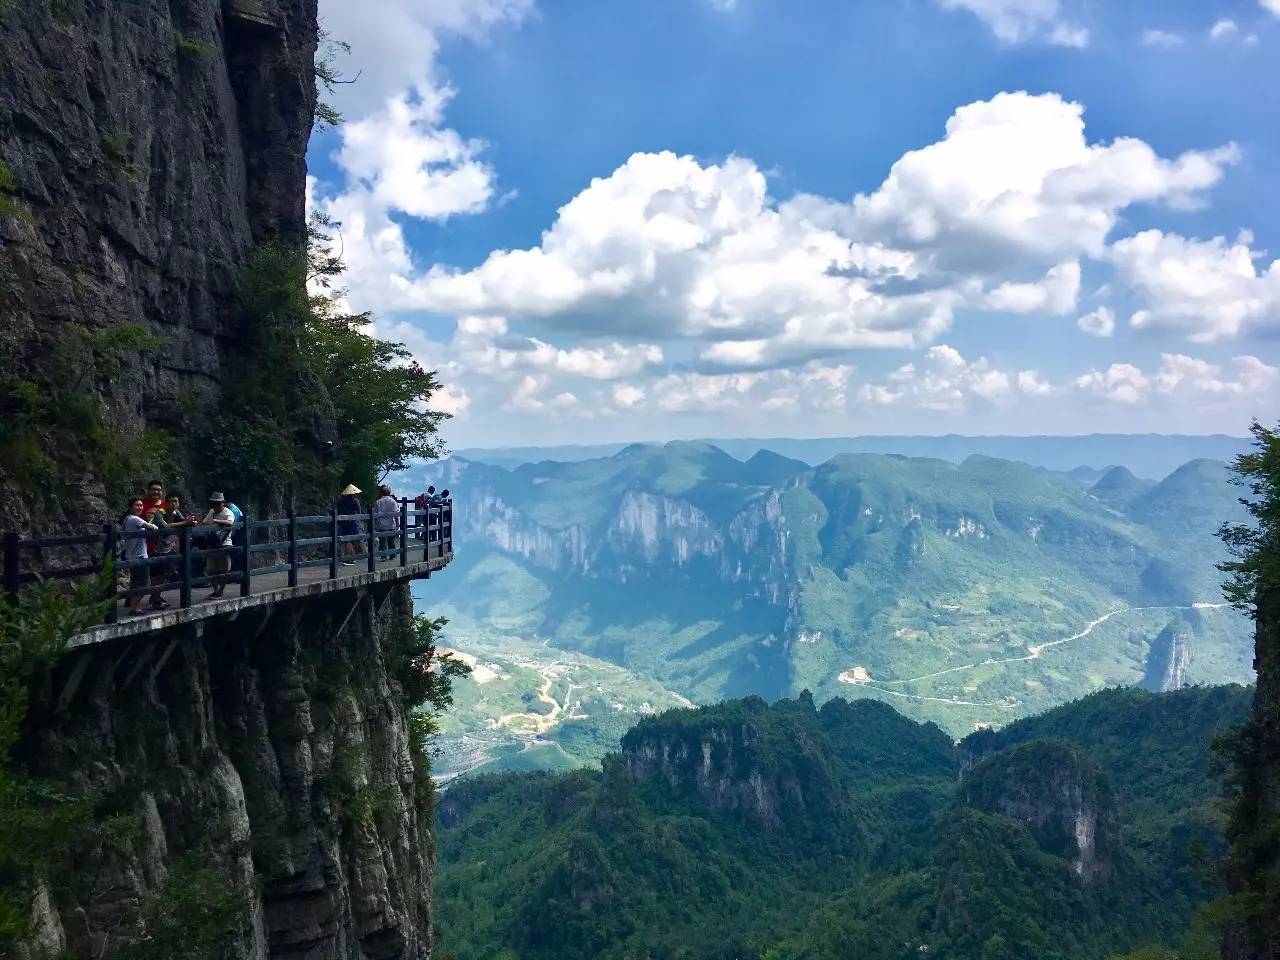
[141,480,166,556]
[202,492,235,599]
[151,494,196,608]
[337,484,363,565]
[122,498,160,616]
[373,484,399,557]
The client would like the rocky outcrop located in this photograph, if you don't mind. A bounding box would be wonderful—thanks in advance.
[20,584,433,959]
[1141,618,1193,692]
[0,0,318,525]
[960,739,1117,882]
[620,695,843,831]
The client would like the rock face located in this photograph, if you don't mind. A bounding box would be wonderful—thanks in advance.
[0,0,317,525]
[1224,585,1280,960]
[620,695,843,830]
[20,584,434,959]
[1141,618,1194,692]
[960,739,1117,882]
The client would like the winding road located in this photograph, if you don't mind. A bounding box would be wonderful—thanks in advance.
[844,601,1228,708]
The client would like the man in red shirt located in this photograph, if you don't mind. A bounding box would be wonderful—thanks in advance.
[141,480,166,555]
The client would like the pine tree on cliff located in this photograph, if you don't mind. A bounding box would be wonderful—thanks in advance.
[1220,420,1280,960]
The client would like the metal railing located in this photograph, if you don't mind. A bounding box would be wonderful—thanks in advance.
[2,498,453,623]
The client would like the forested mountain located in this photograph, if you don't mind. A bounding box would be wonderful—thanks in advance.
[435,685,1251,960]
[409,443,1252,743]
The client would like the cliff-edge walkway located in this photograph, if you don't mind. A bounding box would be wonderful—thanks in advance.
[4,499,453,650]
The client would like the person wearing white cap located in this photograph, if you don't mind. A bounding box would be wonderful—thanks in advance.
[202,492,235,598]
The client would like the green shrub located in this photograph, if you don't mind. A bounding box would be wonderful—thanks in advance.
[173,32,217,58]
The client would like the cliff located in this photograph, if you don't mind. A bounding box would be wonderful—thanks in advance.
[19,584,435,959]
[0,0,317,526]
[1225,584,1280,960]
[959,739,1118,881]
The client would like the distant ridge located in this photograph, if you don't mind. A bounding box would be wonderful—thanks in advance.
[452,434,1250,480]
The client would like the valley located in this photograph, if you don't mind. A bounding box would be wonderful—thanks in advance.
[404,442,1255,767]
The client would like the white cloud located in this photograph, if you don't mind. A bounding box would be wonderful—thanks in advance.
[855,345,1022,412]
[1077,305,1116,337]
[612,383,646,408]
[311,0,535,315]
[936,0,1088,46]
[1017,370,1056,396]
[1210,19,1239,40]
[985,261,1080,314]
[852,93,1238,266]
[1110,229,1280,341]
[1141,29,1185,48]
[1074,363,1150,404]
[1153,353,1279,397]
[367,93,1238,373]
[1263,0,1280,16]
[652,362,852,414]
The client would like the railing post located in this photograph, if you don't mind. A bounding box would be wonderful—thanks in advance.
[288,511,298,587]
[179,525,192,609]
[400,499,409,567]
[444,501,452,557]
[102,524,118,624]
[3,531,19,601]
[367,505,377,573]
[329,508,339,579]
[240,515,252,597]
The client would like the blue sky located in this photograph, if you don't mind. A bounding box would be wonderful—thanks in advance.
[309,0,1280,447]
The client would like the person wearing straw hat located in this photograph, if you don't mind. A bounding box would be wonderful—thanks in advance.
[337,483,364,565]
[202,492,235,598]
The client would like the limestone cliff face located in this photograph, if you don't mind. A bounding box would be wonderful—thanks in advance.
[20,584,434,959]
[1224,585,1280,960]
[960,739,1117,882]
[0,0,317,524]
[1140,618,1193,692]
[619,696,842,831]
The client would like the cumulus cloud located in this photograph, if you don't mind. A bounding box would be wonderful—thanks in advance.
[1077,305,1116,337]
[1110,230,1280,341]
[1141,29,1184,48]
[1075,354,1278,405]
[935,0,1088,46]
[1210,19,1239,41]
[1264,0,1280,16]
[985,261,1080,314]
[311,0,534,314]
[855,345,1022,412]
[651,362,853,414]
[363,92,1239,373]
[1074,363,1150,404]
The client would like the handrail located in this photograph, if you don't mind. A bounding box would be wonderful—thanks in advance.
[2,497,454,624]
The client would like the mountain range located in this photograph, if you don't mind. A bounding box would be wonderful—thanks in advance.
[407,441,1252,740]
[435,684,1251,960]
[452,433,1252,479]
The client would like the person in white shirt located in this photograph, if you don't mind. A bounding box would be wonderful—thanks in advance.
[121,498,159,616]
[373,484,399,558]
[202,492,236,599]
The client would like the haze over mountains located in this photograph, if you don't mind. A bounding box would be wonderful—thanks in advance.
[453,433,1252,479]
[405,434,1253,776]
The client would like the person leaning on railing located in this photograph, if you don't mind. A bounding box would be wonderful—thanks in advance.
[201,492,236,599]
[374,484,399,556]
[121,497,160,616]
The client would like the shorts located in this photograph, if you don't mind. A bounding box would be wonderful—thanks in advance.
[130,566,150,589]
[339,520,362,537]
[206,552,231,575]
